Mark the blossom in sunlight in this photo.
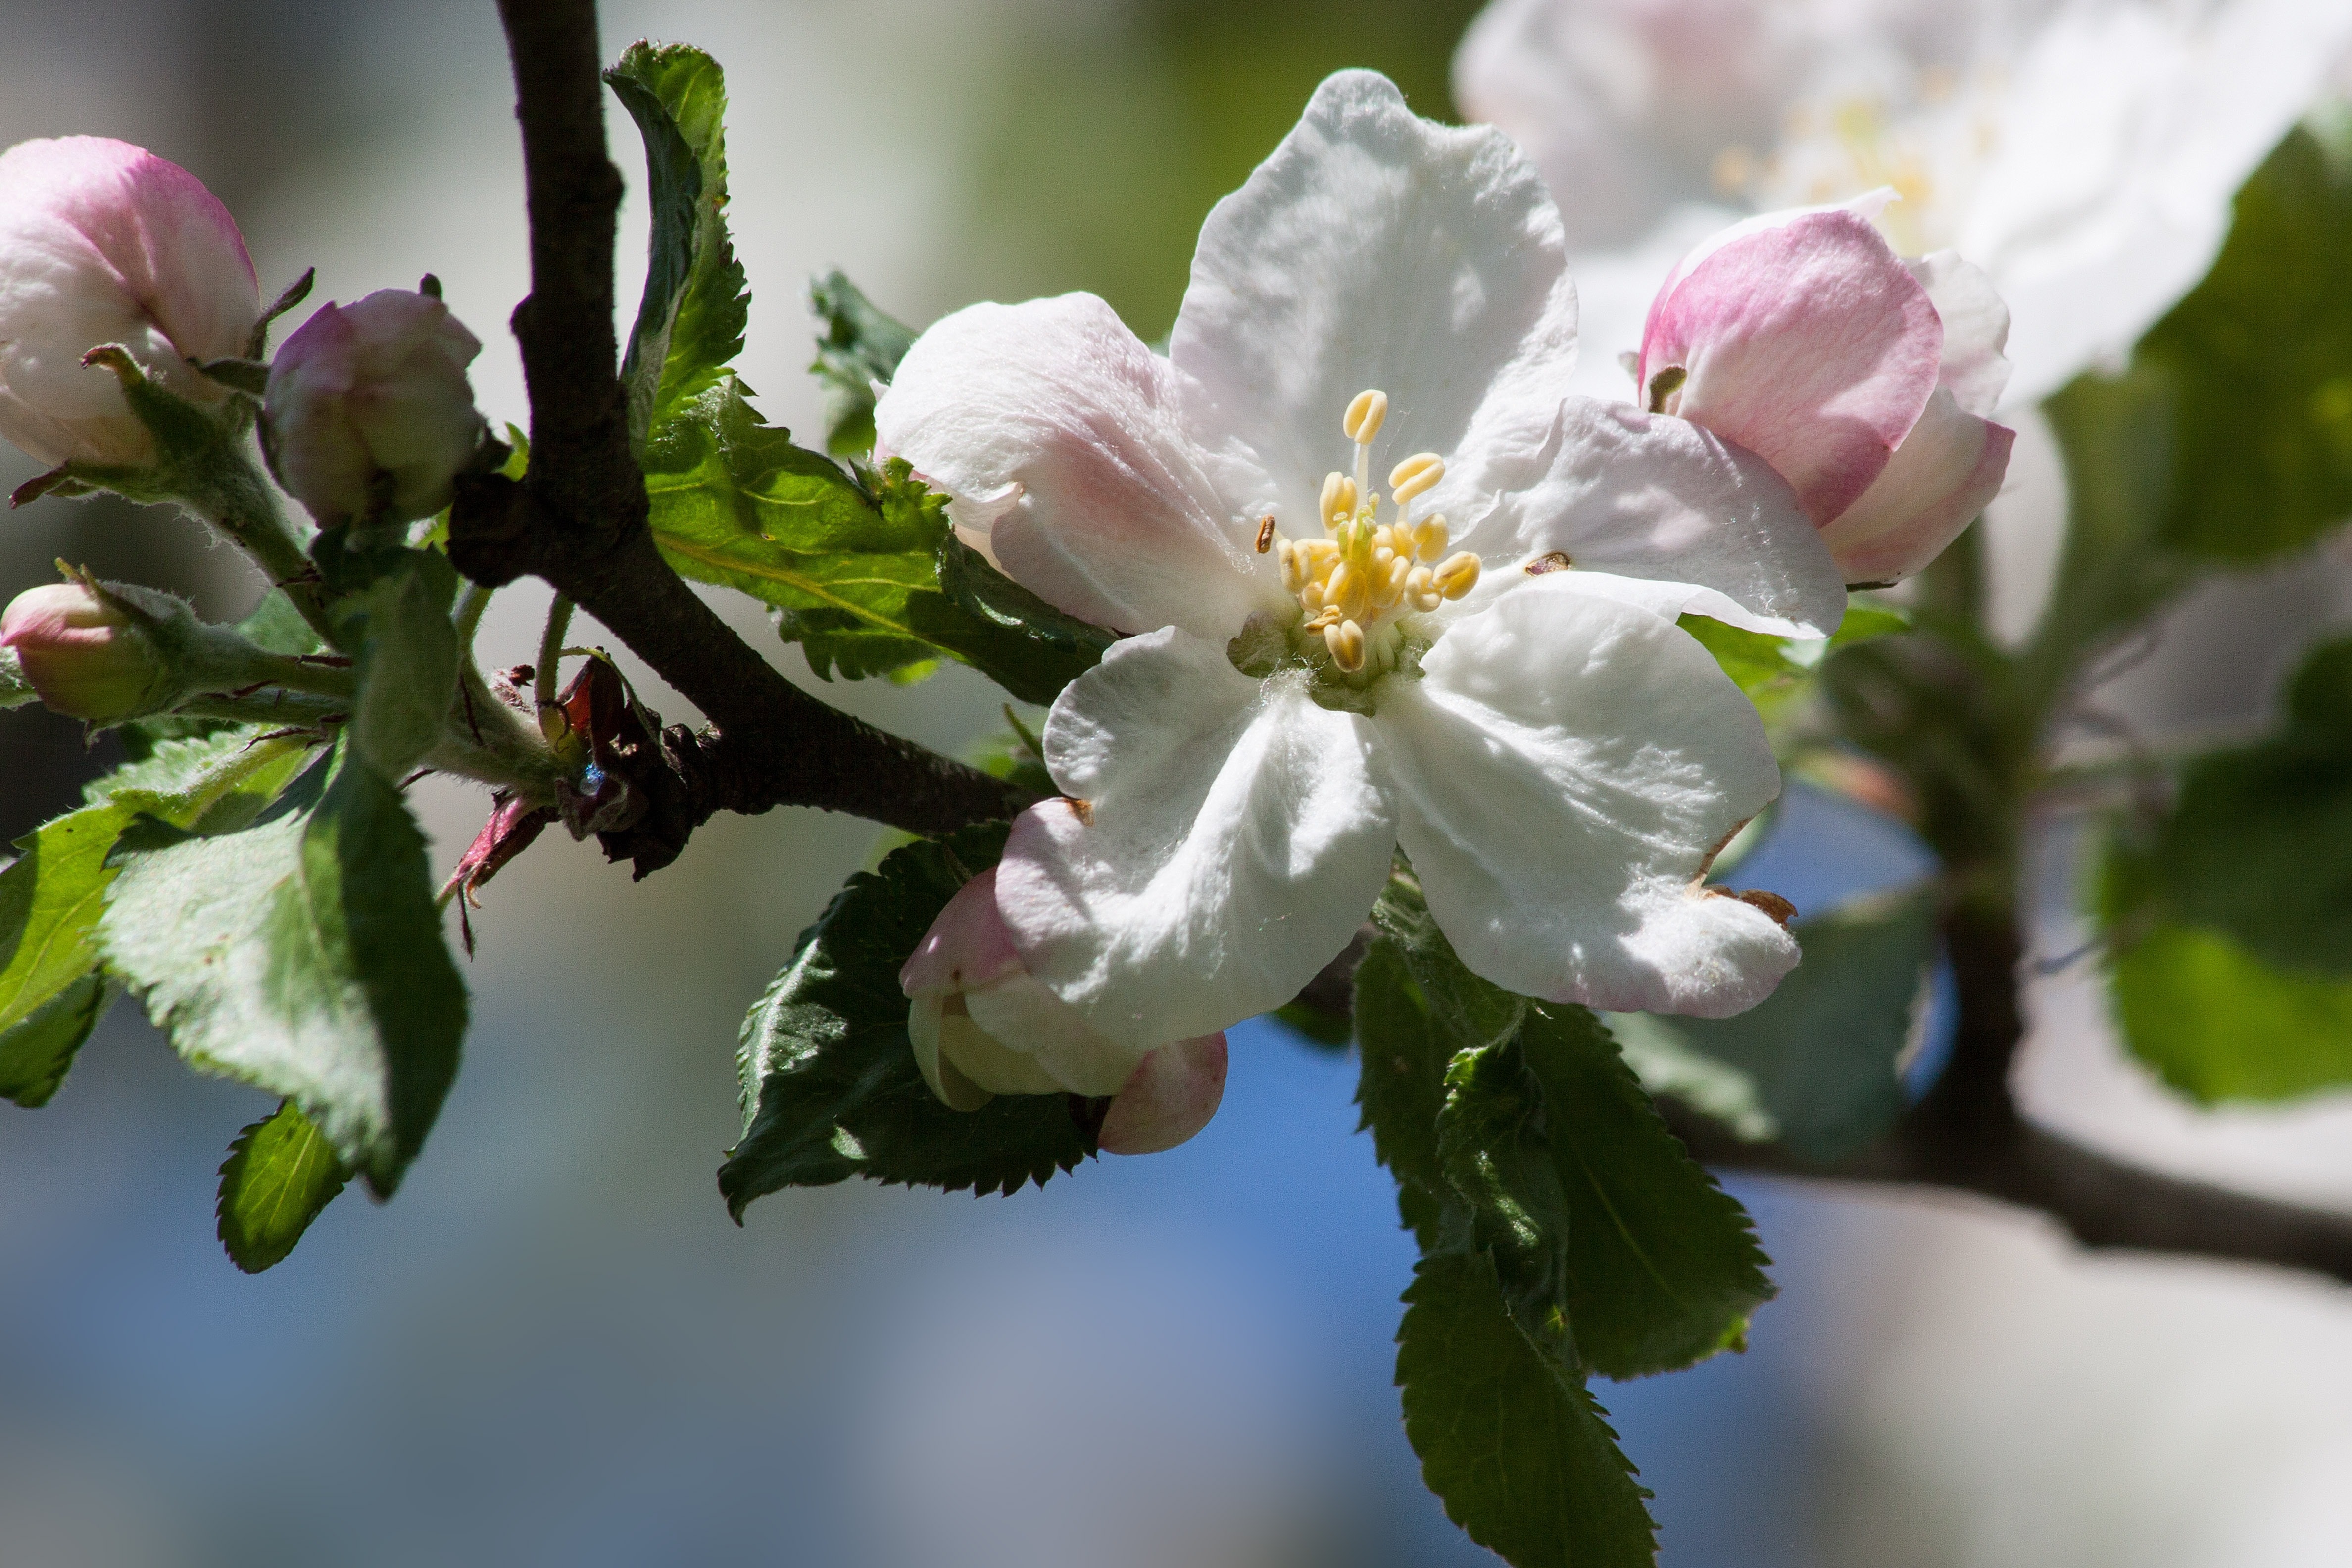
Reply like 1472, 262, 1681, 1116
880, 71, 1832, 1060
1, 579, 174, 723
1637, 196, 2015, 582
264, 287, 488, 526
1457, 0, 2352, 405
0, 136, 258, 468
900, 867, 1229, 1153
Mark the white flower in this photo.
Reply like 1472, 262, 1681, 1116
0, 136, 259, 468
1458, 0, 2352, 405
879, 72, 1834, 1050
264, 288, 488, 525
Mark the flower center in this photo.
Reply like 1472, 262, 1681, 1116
1715, 65, 2005, 258
1266, 387, 1481, 675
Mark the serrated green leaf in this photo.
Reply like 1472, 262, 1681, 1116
642, 381, 1111, 702
809, 269, 916, 460
2105, 919, 2352, 1103
1614, 885, 1936, 1162
1518, 1005, 1774, 1380
327, 547, 460, 780
1397, 1250, 1658, 1568
1, 730, 317, 1106
216, 1098, 350, 1273
2138, 125, 2352, 563
606, 42, 746, 447
1369, 870, 1526, 1054
100, 752, 466, 1196
721, 823, 1097, 1216
1438, 1038, 1575, 1355
0, 644, 34, 709
934, 532, 1116, 696
1352, 934, 1459, 1249
1678, 602, 1910, 728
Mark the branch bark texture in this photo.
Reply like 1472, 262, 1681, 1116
460, 0, 1028, 874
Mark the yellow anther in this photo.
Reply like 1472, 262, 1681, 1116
1344, 389, 1388, 445
1432, 551, 1482, 601
1319, 472, 1358, 530
1389, 453, 1445, 507
1300, 578, 1326, 613
1372, 555, 1410, 609
1372, 544, 1397, 573
1405, 565, 1442, 613
1277, 539, 1305, 594
1413, 516, 1449, 562
1324, 617, 1367, 672
1326, 560, 1371, 624
1304, 606, 1344, 632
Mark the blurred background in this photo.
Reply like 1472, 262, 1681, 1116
3, 1, 2352, 1564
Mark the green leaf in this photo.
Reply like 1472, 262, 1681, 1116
216, 1098, 350, 1273
721, 823, 1097, 1217
1368, 870, 1526, 1055
809, 269, 917, 460
100, 752, 467, 1196
1678, 601, 1911, 728
1352, 934, 1463, 1249
2138, 124, 2352, 563
642, 379, 1110, 703
2132, 637, 2352, 979
1518, 1004, 1774, 1380
1613, 886, 1937, 1162
0, 643, 34, 709
0, 730, 318, 1106
1438, 1038, 1575, 1354
1397, 1251, 1658, 1568
327, 547, 460, 780
605, 42, 746, 448
2105, 919, 2352, 1103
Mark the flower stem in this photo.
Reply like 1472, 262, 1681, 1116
535, 591, 573, 741
183, 453, 339, 649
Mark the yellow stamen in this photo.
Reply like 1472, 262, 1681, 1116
1412, 516, 1448, 562
1344, 389, 1388, 445
1431, 551, 1481, 601
1324, 617, 1366, 671
1276, 539, 1304, 593
1319, 472, 1358, 530
1404, 565, 1442, 613
1389, 453, 1445, 507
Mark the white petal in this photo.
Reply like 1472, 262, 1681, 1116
874, 293, 1280, 640
935, 996, 1068, 1098
1907, 250, 2010, 418
963, 971, 1142, 1099
1098, 1034, 1229, 1156
1456, 396, 1845, 637
996, 627, 1397, 1047
1376, 576, 1797, 1018
1171, 70, 1578, 541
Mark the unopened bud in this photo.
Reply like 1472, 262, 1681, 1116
264, 288, 488, 527
0, 581, 173, 722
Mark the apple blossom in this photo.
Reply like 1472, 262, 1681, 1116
879, 71, 1828, 1051
899, 866, 1229, 1154
1456, 0, 2352, 406
263, 287, 489, 527
1637, 196, 2016, 582
0, 135, 259, 468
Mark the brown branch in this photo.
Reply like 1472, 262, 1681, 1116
459, 0, 1029, 874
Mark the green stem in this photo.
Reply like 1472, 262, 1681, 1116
183, 455, 339, 649
535, 591, 574, 741
171, 689, 344, 729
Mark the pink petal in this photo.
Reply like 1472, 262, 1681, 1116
1819, 388, 2016, 584
1098, 1034, 1229, 1155
1639, 207, 1941, 527
898, 866, 1025, 998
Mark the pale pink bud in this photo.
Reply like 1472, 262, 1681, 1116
264, 289, 487, 525
0, 137, 259, 467
1637, 199, 2014, 583
0, 581, 171, 722
900, 866, 1227, 1150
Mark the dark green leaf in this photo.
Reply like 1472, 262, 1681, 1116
1352, 934, 1460, 1249
216, 1098, 350, 1273
1368, 870, 1526, 1054
2138, 124, 2352, 563
2105, 919, 2352, 1102
642, 379, 1112, 702
1, 731, 318, 1106
1397, 1251, 1658, 1568
327, 546, 460, 780
933, 531, 1115, 698
605, 42, 746, 447
809, 269, 917, 460
101, 753, 466, 1195
1615, 886, 1936, 1162
1678, 602, 1910, 728
721, 823, 1096, 1217
1438, 1039, 1574, 1355
1518, 1004, 1773, 1380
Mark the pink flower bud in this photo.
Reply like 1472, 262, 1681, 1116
264, 289, 487, 525
0, 581, 172, 723
0, 137, 259, 468
900, 866, 1228, 1152
1638, 198, 2014, 584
